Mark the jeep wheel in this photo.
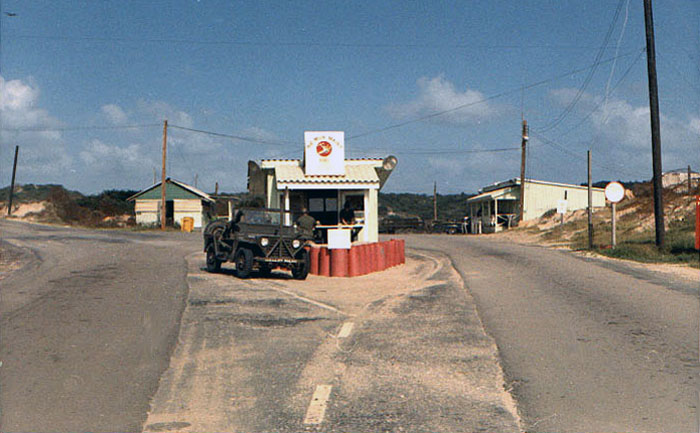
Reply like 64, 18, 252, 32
234, 248, 254, 278
292, 249, 310, 280
205, 245, 221, 273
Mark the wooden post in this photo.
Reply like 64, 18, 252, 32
688, 165, 692, 196
588, 150, 593, 249
215, 182, 219, 195
519, 120, 528, 222
433, 181, 437, 222
7, 145, 19, 216
161, 120, 168, 230
643, 0, 665, 248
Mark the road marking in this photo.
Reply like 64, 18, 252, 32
337, 322, 354, 338
303, 384, 332, 425
266, 286, 348, 317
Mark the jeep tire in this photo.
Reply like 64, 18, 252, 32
292, 248, 310, 280
205, 244, 221, 273
234, 248, 254, 278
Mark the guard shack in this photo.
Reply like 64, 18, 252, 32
247, 131, 403, 277
249, 131, 397, 244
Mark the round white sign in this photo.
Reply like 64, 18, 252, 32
604, 181, 625, 203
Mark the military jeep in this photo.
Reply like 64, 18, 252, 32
203, 208, 310, 279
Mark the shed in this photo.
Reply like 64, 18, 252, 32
467, 178, 606, 233
127, 178, 215, 228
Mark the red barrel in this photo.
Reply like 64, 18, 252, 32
386, 240, 396, 267
309, 246, 320, 275
348, 245, 361, 277
319, 247, 331, 277
359, 244, 369, 275
377, 242, 386, 271
370, 242, 379, 273
330, 248, 349, 277
398, 239, 405, 264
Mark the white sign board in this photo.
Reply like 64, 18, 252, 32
304, 131, 345, 176
557, 199, 568, 214
327, 228, 351, 249
604, 181, 625, 203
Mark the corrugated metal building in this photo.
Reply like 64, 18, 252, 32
127, 178, 215, 228
467, 178, 606, 233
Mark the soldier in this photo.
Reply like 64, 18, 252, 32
296, 207, 316, 239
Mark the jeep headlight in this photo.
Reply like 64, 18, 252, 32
260, 237, 269, 247
292, 239, 301, 249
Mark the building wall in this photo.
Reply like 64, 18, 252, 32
135, 199, 159, 226
134, 198, 207, 228
174, 199, 205, 228
524, 183, 605, 221
662, 171, 700, 188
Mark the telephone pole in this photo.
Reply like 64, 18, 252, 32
433, 181, 437, 222
643, 0, 665, 248
161, 120, 168, 230
7, 145, 18, 216
587, 150, 593, 249
519, 120, 528, 222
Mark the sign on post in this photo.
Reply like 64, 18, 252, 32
605, 182, 625, 249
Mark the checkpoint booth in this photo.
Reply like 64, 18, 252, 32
248, 131, 404, 276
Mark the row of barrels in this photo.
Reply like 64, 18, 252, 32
308, 239, 406, 277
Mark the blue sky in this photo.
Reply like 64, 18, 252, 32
0, 0, 698, 194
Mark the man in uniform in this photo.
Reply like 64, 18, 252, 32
296, 207, 316, 239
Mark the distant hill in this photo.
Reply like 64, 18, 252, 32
379, 192, 474, 222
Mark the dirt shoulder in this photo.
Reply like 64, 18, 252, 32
484, 227, 698, 283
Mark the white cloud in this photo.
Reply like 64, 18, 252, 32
101, 104, 128, 125
0, 76, 72, 183
386, 75, 498, 125
137, 100, 193, 128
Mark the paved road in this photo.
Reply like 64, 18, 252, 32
402, 234, 699, 433
143, 248, 520, 432
0, 220, 200, 432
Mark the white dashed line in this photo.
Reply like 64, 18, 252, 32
337, 322, 354, 338
303, 384, 332, 425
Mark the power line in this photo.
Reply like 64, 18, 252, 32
347, 49, 638, 142
553, 47, 645, 140
529, 130, 637, 178
0, 123, 161, 132
9, 34, 631, 51
168, 124, 295, 146
535, 0, 627, 133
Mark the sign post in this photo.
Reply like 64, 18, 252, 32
695, 196, 700, 250
556, 199, 567, 226
604, 182, 625, 249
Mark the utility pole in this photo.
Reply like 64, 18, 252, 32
153, 167, 157, 185
588, 150, 593, 249
688, 165, 692, 196
519, 120, 528, 222
194, 174, 198, 189
643, 0, 665, 248
433, 181, 437, 222
215, 182, 219, 195
161, 120, 168, 230
7, 145, 18, 216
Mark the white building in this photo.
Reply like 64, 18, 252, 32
248, 131, 397, 243
467, 178, 606, 233
127, 178, 215, 229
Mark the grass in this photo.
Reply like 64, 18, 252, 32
582, 218, 698, 267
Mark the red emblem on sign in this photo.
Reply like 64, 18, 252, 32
316, 141, 332, 157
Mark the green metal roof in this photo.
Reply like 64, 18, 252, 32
127, 178, 215, 202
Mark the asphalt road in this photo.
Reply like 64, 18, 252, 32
402, 234, 699, 433
0, 220, 200, 432
143, 248, 520, 432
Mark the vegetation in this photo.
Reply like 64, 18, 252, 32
379, 192, 474, 222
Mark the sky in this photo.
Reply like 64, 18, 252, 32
0, 0, 698, 195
